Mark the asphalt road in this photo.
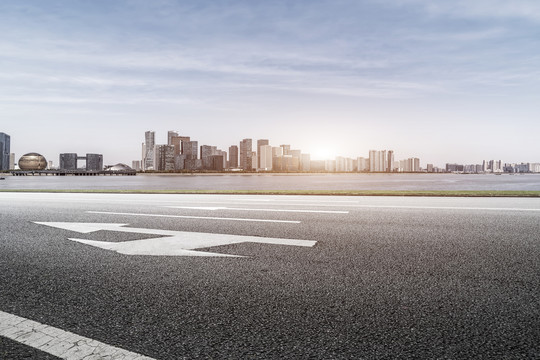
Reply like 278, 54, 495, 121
1, 193, 539, 359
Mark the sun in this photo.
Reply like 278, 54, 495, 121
311, 148, 335, 160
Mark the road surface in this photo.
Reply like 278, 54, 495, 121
1, 193, 539, 359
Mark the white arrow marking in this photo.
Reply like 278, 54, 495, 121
34, 222, 317, 257
166, 206, 349, 214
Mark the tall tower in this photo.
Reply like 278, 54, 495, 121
239, 139, 252, 170
257, 139, 269, 170
387, 150, 394, 172
0, 132, 10, 171
167, 131, 179, 146
143, 131, 155, 170
229, 145, 239, 168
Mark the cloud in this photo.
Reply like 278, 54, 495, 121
384, 0, 540, 22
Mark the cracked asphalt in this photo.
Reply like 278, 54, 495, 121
0, 193, 539, 359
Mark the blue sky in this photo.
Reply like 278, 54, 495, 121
1, 0, 539, 166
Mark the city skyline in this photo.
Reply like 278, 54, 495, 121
3, 127, 540, 173
2, 1, 540, 165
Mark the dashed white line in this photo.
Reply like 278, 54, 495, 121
86, 211, 301, 223
166, 206, 349, 214
0, 310, 155, 360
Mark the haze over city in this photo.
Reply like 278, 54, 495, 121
1, 0, 539, 165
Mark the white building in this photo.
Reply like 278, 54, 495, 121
301, 153, 311, 171
369, 150, 387, 172
259, 145, 273, 170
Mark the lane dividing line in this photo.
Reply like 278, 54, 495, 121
228, 198, 360, 203
86, 211, 301, 223
350, 205, 540, 212
165, 206, 349, 214
0, 310, 155, 360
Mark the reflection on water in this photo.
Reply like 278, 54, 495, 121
1, 173, 540, 191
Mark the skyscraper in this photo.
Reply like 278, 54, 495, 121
143, 131, 155, 170
259, 145, 273, 170
229, 145, 239, 168
154, 145, 175, 171
280, 144, 291, 156
59, 153, 78, 170
300, 153, 311, 171
9, 153, 15, 170
183, 141, 198, 160
369, 150, 387, 172
170, 136, 190, 156
0, 132, 10, 171
239, 139, 252, 170
357, 157, 369, 172
257, 139, 269, 169
200, 145, 217, 169
167, 130, 179, 146
387, 150, 394, 173
86, 154, 103, 171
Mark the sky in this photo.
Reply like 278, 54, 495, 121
1, 0, 539, 166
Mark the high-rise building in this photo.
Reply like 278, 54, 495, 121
387, 150, 394, 173
9, 153, 15, 170
132, 160, 142, 171
216, 150, 227, 169
280, 144, 291, 156
229, 145, 239, 168
251, 151, 258, 170
86, 154, 103, 171
0, 132, 10, 171
200, 145, 217, 169
272, 146, 283, 157
167, 131, 179, 146
357, 157, 369, 172
335, 156, 346, 172
59, 153, 78, 170
346, 158, 354, 172
369, 150, 387, 172
154, 145, 175, 171
325, 159, 336, 172
208, 155, 225, 171
300, 154, 311, 172
257, 139, 269, 169
240, 139, 252, 170
290, 150, 301, 167
259, 145, 272, 170
170, 136, 190, 156
183, 141, 198, 160
143, 131, 155, 170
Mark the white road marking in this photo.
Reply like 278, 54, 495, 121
228, 198, 360, 203
166, 206, 349, 214
86, 211, 300, 223
34, 222, 317, 257
0, 310, 155, 360
350, 205, 540, 211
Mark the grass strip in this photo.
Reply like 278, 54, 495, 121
1, 189, 540, 197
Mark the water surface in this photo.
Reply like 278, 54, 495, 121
2, 173, 540, 191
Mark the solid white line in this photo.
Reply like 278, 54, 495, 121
166, 206, 349, 214
350, 205, 540, 211
0, 310, 155, 360
86, 211, 301, 223
229, 198, 359, 203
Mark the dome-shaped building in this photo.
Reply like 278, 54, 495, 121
105, 163, 133, 171
18, 153, 47, 171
